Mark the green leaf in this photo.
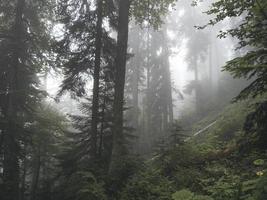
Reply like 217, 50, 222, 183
253, 159, 265, 166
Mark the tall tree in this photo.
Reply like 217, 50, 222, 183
2, 1, 26, 198
109, 0, 131, 173
56, 0, 117, 161
0, 0, 53, 199
199, 0, 267, 146
91, 0, 104, 158
109, 0, 177, 165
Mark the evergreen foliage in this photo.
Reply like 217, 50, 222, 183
0, 0, 266, 200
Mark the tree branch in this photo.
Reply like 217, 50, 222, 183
255, 0, 267, 19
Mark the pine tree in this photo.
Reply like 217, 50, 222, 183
109, 0, 131, 174
56, 0, 117, 161
199, 0, 267, 148
0, 0, 53, 199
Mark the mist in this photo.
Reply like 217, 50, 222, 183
0, 0, 266, 199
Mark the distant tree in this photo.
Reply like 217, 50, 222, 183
125, 24, 146, 152
199, 0, 267, 100
110, 0, 177, 166
199, 0, 267, 147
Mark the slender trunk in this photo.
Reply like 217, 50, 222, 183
20, 150, 27, 200
194, 59, 201, 115
0, 130, 3, 157
146, 30, 152, 147
44, 70, 48, 91
3, 130, 20, 200
132, 57, 140, 153
99, 90, 106, 157
30, 148, 41, 200
209, 43, 213, 85
109, 0, 130, 173
132, 59, 139, 132
3, 0, 25, 199
164, 50, 173, 128
91, 0, 103, 157
214, 40, 219, 91
146, 67, 151, 135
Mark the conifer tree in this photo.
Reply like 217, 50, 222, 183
0, 0, 53, 199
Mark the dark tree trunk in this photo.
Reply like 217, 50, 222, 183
20, 149, 27, 200
91, 0, 104, 157
30, 148, 41, 200
3, 0, 25, 199
99, 90, 106, 157
3, 130, 20, 200
109, 0, 130, 173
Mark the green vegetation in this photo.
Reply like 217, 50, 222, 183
0, 0, 266, 200
117, 95, 267, 200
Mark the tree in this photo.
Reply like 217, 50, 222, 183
109, 0, 131, 173
56, 0, 116, 161
0, 0, 53, 199
109, 0, 177, 171
198, 0, 267, 100
91, 0, 104, 158
198, 0, 267, 148
27, 105, 66, 200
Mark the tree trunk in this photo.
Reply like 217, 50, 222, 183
132, 59, 140, 133
99, 90, 107, 157
163, 47, 173, 131
145, 30, 152, 149
3, 0, 25, 199
209, 43, 213, 86
91, 0, 104, 157
194, 58, 201, 116
109, 0, 130, 173
132, 56, 140, 153
30, 147, 41, 200
20, 149, 27, 200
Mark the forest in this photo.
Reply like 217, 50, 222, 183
0, 0, 267, 199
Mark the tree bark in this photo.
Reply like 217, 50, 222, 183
109, 0, 131, 173
30, 148, 41, 200
91, 0, 104, 157
20, 149, 27, 200
99, 90, 106, 157
3, 0, 25, 199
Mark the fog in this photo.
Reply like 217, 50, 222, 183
2, 0, 266, 199
50, 4, 235, 121
42, 0, 249, 155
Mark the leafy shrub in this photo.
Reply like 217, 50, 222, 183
172, 189, 213, 200
254, 173, 267, 200
60, 171, 107, 200
119, 169, 174, 200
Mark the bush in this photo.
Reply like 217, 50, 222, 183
172, 189, 213, 200
119, 169, 174, 200
59, 171, 107, 200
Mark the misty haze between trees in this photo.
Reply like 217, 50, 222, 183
0, 0, 267, 200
